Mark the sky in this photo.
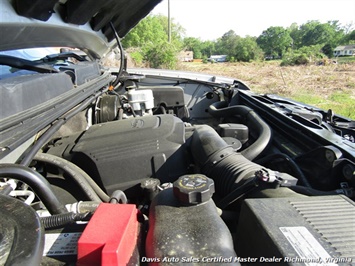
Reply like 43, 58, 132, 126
151, 0, 355, 40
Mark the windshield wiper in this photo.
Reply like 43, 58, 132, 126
0, 55, 58, 73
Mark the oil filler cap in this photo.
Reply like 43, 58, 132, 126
173, 174, 215, 205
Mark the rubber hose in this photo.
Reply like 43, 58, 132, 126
0, 164, 67, 214
255, 153, 312, 188
191, 125, 293, 195
34, 153, 109, 202
41, 212, 90, 229
289, 186, 341, 196
109, 190, 128, 204
208, 101, 271, 160
207, 152, 268, 195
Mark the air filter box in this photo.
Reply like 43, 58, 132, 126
236, 195, 355, 264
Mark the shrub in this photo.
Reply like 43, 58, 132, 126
281, 45, 325, 66
144, 41, 179, 69
130, 50, 144, 65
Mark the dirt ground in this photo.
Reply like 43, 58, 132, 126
177, 61, 355, 118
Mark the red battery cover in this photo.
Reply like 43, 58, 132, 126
77, 203, 139, 266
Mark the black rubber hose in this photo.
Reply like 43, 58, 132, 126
288, 186, 342, 196
191, 125, 293, 196
0, 164, 67, 214
34, 153, 109, 202
208, 101, 271, 160
255, 153, 312, 188
41, 212, 90, 229
109, 190, 128, 204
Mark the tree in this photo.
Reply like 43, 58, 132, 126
122, 14, 184, 68
343, 30, 355, 44
156, 15, 185, 44
342, 21, 355, 34
256, 26, 293, 58
295, 21, 345, 57
234, 36, 264, 62
289, 23, 302, 49
183, 37, 203, 59
215, 30, 240, 56
200, 41, 215, 58
301, 21, 343, 47
122, 15, 166, 47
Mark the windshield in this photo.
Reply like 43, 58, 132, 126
0, 47, 88, 80
0, 48, 60, 61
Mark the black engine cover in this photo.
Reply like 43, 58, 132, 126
66, 115, 187, 194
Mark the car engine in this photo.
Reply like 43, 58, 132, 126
1, 45, 355, 266
1, 0, 355, 264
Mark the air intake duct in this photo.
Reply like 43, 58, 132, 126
191, 125, 293, 196
208, 102, 271, 160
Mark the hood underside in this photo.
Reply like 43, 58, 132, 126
0, 0, 162, 58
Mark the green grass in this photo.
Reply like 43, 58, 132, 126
336, 56, 355, 64
327, 92, 355, 119
293, 92, 355, 119
180, 61, 355, 120
292, 94, 324, 106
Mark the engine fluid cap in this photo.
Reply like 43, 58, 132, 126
173, 174, 215, 205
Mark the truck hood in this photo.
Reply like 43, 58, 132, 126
0, 0, 162, 59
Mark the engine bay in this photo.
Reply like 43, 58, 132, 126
1, 0, 353, 264
1, 63, 355, 265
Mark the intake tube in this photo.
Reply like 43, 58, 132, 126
191, 125, 289, 196
208, 101, 271, 160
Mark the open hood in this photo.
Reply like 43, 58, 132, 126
0, 0, 162, 58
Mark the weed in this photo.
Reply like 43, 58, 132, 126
179, 61, 355, 119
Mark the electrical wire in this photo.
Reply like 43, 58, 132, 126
109, 21, 125, 87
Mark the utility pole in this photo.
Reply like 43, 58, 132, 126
168, 0, 171, 42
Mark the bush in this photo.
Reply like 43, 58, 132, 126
229, 56, 235, 62
202, 56, 208, 64
281, 45, 325, 66
281, 52, 309, 66
130, 50, 144, 65
144, 41, 179, 69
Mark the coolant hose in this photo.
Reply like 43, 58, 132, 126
208, 101, 271, 160
34, 153, 109, 202
191, 125, 291, 196
0, 164, 67, 214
